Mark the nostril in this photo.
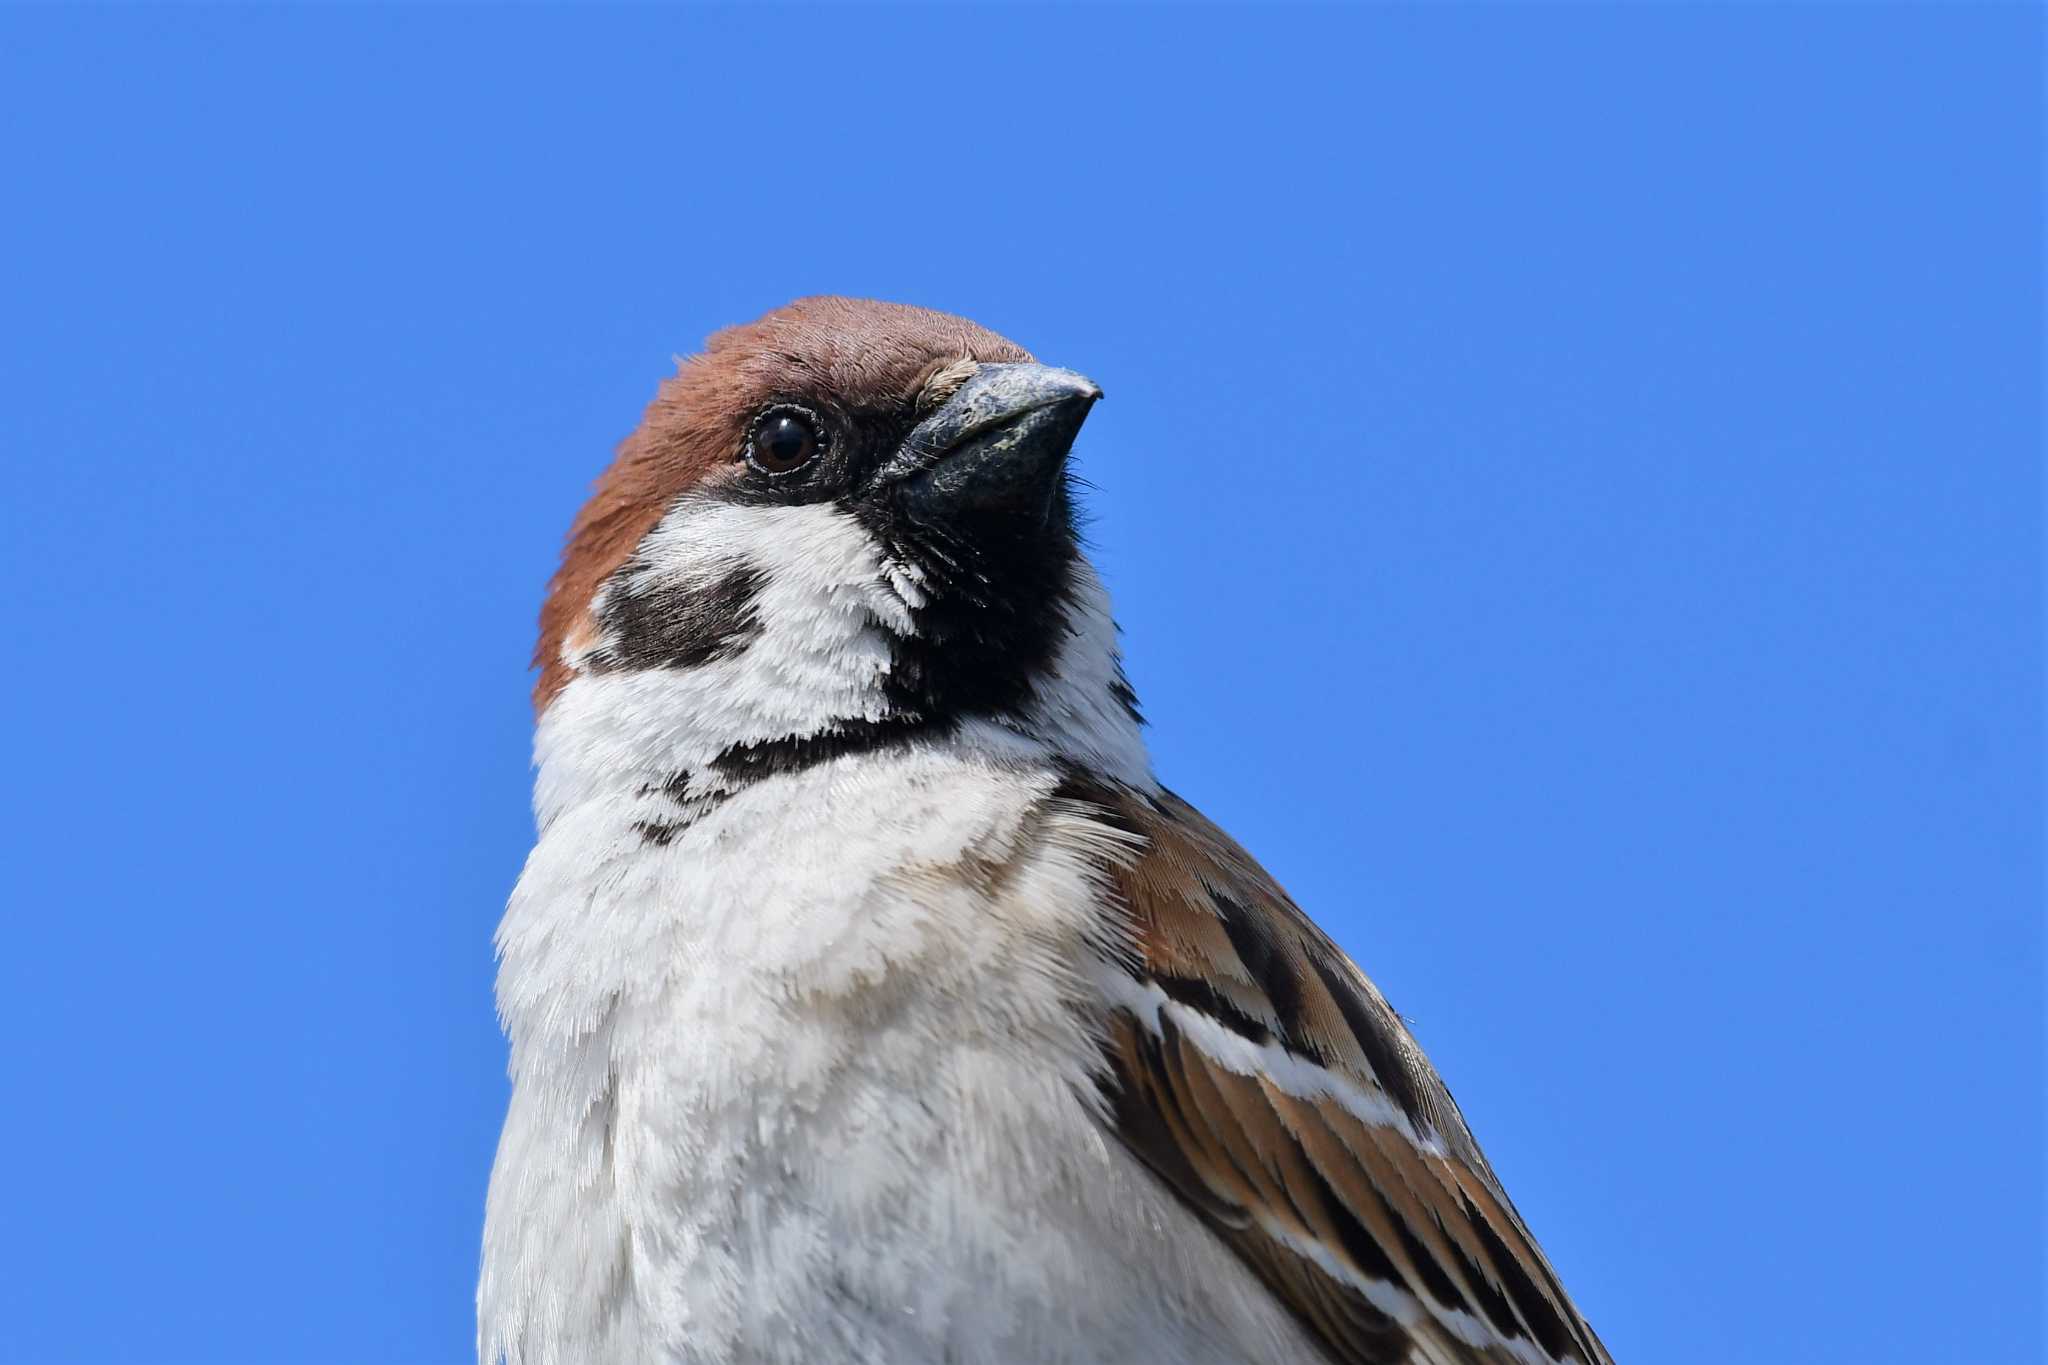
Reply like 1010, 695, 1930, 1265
916, 358, 983, 413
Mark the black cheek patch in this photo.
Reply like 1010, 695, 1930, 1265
588, 562, 767, 675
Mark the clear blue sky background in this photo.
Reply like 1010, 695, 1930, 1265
1, 7, 2039, 1364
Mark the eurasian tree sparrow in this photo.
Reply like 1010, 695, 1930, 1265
480, 297, 1613, 1365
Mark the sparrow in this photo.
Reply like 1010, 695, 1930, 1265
479, 297, 1614, 1365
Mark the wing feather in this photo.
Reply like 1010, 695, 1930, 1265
1070, 780, 1612, 1365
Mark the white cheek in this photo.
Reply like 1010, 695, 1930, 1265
595, 496, 925, 642
543, 500, 918, 825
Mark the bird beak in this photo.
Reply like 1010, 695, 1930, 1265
876, 363, 1103, 527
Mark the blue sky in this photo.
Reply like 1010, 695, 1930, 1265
1, 6, 2039, 1364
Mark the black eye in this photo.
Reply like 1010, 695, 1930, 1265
746, 406, 823, 475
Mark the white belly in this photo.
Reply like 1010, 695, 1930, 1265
479, 747, 1319, 1365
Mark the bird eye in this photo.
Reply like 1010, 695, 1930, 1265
746, 406, 824, 475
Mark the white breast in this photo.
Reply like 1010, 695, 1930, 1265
479, 735, 1322, 1365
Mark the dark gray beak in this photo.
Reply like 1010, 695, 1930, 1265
876, 363, 1102, 527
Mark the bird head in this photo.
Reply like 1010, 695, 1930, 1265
533, 297, 1142, 808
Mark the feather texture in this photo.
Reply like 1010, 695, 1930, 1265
1068, 780, 1613, 1365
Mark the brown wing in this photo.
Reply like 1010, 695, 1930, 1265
1071, 780, 1613, 1365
